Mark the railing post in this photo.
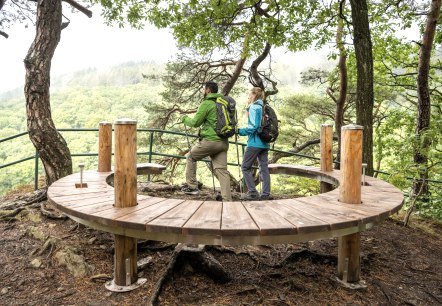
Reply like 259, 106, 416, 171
106, 118, 146, 292
320, 124, 334, 193
98, 122, 112, 172
337, 124, 363, 284
148, 131, 154, 181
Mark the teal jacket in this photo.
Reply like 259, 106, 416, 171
181, 93, 222, 141
238, 99, 270, 149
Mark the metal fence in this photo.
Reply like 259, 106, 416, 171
1, 128, 441, 193
0, 128, 318, 191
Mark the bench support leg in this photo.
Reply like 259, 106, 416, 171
105, 234, 146, 292
114, 235, 138, 286
337, 232, 360, 283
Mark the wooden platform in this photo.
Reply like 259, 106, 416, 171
47, 164, 404, 246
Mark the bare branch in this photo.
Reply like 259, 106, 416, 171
62, 0, 92, 18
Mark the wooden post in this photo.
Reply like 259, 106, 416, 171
337, 124, 363, 283
320, 124, 334, 193
107, 118, 142, 291
98, 122, 112, 172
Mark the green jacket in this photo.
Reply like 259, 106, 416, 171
182, 93, 222, 141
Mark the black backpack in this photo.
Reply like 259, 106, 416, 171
209, 96, 237, 138
258, 103, 279, 143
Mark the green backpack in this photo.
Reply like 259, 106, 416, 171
209, 96, 237, 138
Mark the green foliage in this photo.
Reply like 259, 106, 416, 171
94, 0, 337, 57
0, 61, 165, 196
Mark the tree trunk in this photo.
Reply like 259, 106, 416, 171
413, 0, 441, 198
335, 6, 348, 170
349, 0, 374, 176
24, 0, 72, 186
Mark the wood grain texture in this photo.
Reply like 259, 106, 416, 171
98, 122, 112, 172
339, 126, 363, 204
48, 164, 404, 245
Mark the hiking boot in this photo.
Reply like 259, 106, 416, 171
260, 194, 273, 201
240, 193, 260, 201
181, 186, 200, 195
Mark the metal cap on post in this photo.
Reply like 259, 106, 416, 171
98, 121, 113, 172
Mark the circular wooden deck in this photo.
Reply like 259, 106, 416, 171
47, 164, 404, 246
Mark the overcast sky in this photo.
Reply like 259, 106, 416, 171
0, 5, 332, 94
0, 6, 178, 93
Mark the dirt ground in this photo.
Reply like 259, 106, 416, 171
1, 188, 442, 306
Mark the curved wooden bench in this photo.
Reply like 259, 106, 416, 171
48, 163, 404, 246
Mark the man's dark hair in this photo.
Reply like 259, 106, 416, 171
204, 81, 218, 93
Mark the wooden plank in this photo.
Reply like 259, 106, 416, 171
136, 163, 167, 175
146, 200, 204, 234
182, 201, 222, 235
114, 198, 185, 231
48, 186, 112, 198
265, 199, 330, 234
97, 197, 168, 220
301, 194, 381, 224
55, 200, 115, 221
242, 201, 297, 235
318, 193, 391, 222
221, 201, 259, 236
72, 201, 116, 215
290, 197, 361, 230
51, 192, 114, 205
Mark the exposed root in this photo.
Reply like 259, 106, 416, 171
0, 207, 25, 221
31, 237, 59, 258
40, 202, 67, 220
149, 243, 185, 306
90, 274, 113, 283
149, 244, 231, 306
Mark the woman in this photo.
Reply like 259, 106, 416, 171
237, 87, 271, 200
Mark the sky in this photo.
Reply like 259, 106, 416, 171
0, 5, 178, 93
0, 5, 331, 94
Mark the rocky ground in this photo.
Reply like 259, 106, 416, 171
0, 188, 442, 306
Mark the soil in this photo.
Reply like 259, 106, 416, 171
1, 188, 442, 306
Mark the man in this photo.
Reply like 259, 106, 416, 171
181, 81, 232, 201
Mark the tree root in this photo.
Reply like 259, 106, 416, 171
0, 188, 47, 210
0, 207, 25, 221
40, 202, 67, 220
148, 244, 231, 306
149, 244, 184, 306
90, 274, 112, 283
31, 237, 60, 258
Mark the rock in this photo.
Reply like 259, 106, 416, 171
54, 246, 94, 277
30, 258, 42, 268
57, 287, 64, 292
27, 226, 47, 241
1, 287, 8, 295
88, 237, 97, 245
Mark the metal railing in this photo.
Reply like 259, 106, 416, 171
0, 128, 317, 191
1, 128, 441, 193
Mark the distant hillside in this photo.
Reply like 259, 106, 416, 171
0, 61, 167, 195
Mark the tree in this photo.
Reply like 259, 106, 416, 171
349, 0, 374, 176
413, 0, 441, 199
1, 0, 92, 186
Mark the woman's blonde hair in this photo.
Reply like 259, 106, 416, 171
250, 87, 265, 101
